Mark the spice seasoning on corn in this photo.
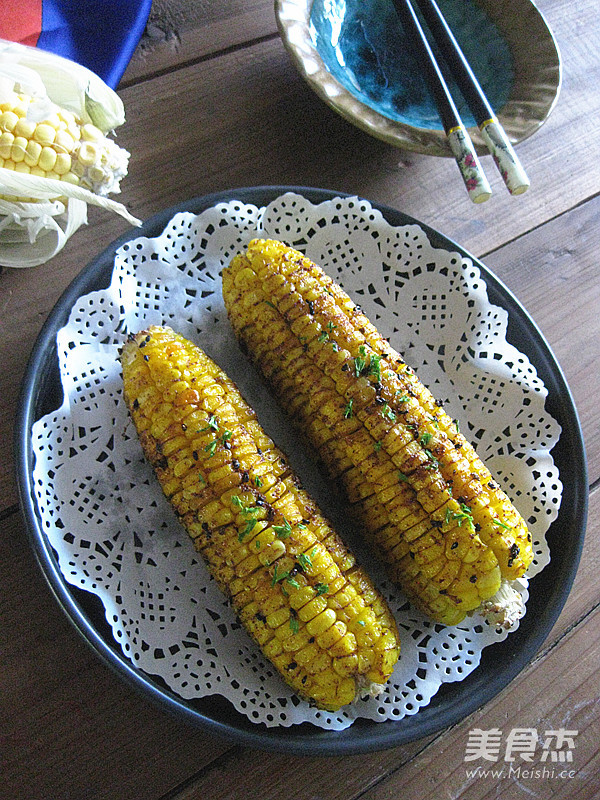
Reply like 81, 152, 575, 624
222, 239, 533, 627
121, 326, 401, 711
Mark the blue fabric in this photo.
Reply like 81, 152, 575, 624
35, 0, 152, 87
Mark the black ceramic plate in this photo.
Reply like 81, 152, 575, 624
15, 187, 587, 755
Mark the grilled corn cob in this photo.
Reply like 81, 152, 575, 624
120, 326, 400, 711
0, 91, 129, 199
222, 239, 534, 627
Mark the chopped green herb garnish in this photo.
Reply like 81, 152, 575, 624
492, 518, 512, 530
423, 449, 439, 469
454, 418, 460, 432
357, 620, 366, 627
238, 518, 257, 541
398, 471, 409, 482
232, 496, 261, 517
286, 576, 301, 589
374, 440, 383, 452
315, 583, 328, 596
327, 321, 337, 332
318, 331, 329, 343
289, 614, 299, 635
445, 504, 475, 532
204, 439, 218, 457
254, 477, 263, 487
273, 518, 293, 539
199, 415, 219, 433
264, 300, 277, 309
354, 345, 367, 377
368, 353, 381, 381
271, 564, 290, 586
344, 399, 354, 419
420, 432, 433, 447
331, 341, 340, 352
296, 552, 313, 571
382, 403, 396, 422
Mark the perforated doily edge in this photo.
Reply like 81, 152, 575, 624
29, 193, 562, 730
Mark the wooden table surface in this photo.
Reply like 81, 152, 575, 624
2, 1, 599, 797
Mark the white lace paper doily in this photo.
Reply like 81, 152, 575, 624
31, 192, 562, 730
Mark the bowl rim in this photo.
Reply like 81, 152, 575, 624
275, 0, 562, 156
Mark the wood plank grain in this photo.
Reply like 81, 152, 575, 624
0, 512, 231, 800
121, 0, 277, 86
482, 193, 600, 482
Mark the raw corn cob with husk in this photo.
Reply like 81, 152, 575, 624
0, 39, 140, 267
222, 239, 534, 627
120, 325, 401, 711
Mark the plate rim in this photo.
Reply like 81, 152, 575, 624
14, 185, 587, 755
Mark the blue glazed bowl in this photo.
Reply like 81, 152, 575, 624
276, 0, 561, 156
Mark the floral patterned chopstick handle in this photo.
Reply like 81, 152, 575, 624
448, 124, 492, 204
480, 118, 530, 195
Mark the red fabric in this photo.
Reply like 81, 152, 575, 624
0, 0, 42, 47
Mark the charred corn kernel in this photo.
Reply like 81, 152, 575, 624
223, 239, 533, 627
14, 117, 36, 139
121, 325, 400, 710
0, 92, 130, 198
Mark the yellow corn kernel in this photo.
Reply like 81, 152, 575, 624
0, 132, 14, 159
60, 172, 80, 186
13, 117, 36, 140
38, 146, 57, 172
306, 608, 337, 636
53, 152, 72, 175
23, 139, 42, 167
223, 239, 533, 626
81, 123, 103, 141
120, 326, 401, 710
0, 110, 19, 132
77, 141, 98, 166
33, 123, 56, 146
54, 130, 75, 154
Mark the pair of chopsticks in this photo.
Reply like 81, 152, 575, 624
392, 0, 530, 203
